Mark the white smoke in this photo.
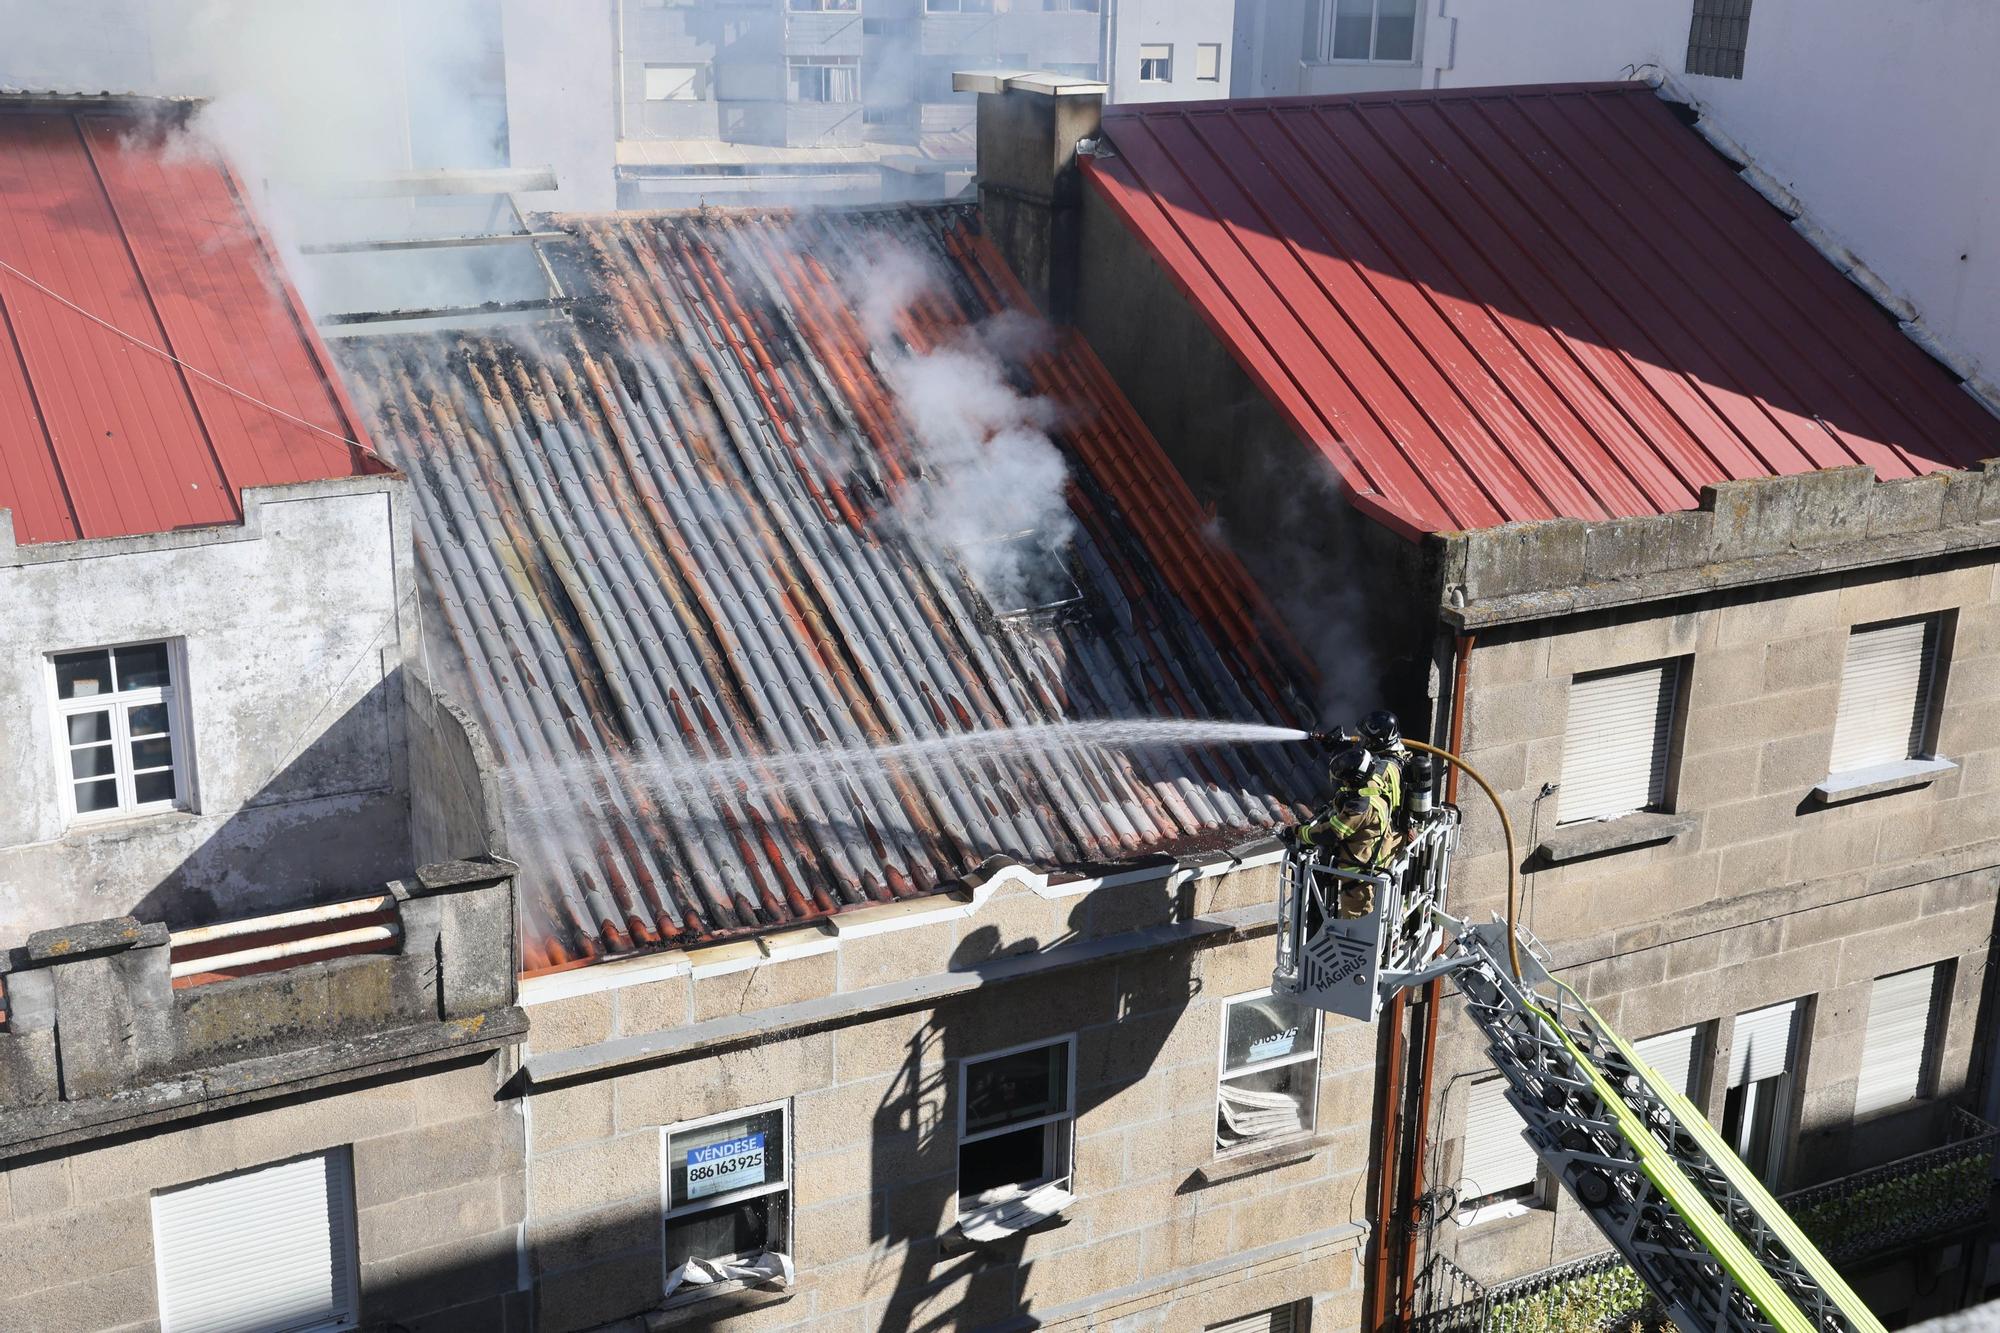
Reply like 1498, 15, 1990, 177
845, 245, 1079, 616
0, 0, 576, 321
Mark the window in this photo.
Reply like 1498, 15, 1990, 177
1459, 1077, 1538, 1215
152, 1150, 358, 1333
1216, 991, 1321, 1153
662, 1102, 791, 1296
1195, 43, 1222, 81
1829, 616, 1943, 774
1685, 0, 1753, 79
1724, 999, 1798, 1184
1328, 0, 1417, 62
51, 641, 188, 822
787, 56, 859, 103
1557, 658, 1682, 824
958, 1037, 1075, 1209
1044, 0, 1100, 10
1138, 44, 1172, 82
644, 64, 705, 101
1208, 1305, 1303, 1333
1855, 964, 1947, 1115
925, 0, 993, 11
789, 0, 857, 8
1633, 1025, 1703, 1100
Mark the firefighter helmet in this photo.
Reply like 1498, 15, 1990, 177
1358, 709, 1402, 752
1328, 746, 1375, 785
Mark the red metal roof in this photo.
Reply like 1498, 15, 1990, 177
1085, 83, 2000, 539
0, 103, 382, 546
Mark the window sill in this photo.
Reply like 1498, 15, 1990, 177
944, 1184, 1074, 1254
647, 1279, 795, 1329
1811, 757, 1956, 805
1536, 812, 1696, 864
1191, 1131, 1332, 1188
1454, 1194, 1544, 1229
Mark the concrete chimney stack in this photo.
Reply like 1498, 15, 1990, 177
957, 70, 1106, 322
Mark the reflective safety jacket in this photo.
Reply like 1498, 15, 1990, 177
1297, 788, 1398, 869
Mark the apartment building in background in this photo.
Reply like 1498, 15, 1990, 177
971, 71, 2000, 1327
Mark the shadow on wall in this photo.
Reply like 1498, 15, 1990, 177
866, 885, 1203, 1332
122, 665, 495, 932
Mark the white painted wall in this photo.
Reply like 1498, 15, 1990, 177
1260, 0, 2000, 387
1107, 0, 1241, 103
0, 480, 416, 937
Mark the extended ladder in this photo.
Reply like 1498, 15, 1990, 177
1409, 922, 1885, 1333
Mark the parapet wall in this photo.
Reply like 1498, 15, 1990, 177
0, 857, 520, 1158
1439, 462, 2000, 624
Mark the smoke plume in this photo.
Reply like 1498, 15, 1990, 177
845, 245, 1078, 616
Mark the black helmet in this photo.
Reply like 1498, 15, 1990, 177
1329, 746, 1375, 784
1359, 709, 1402, 751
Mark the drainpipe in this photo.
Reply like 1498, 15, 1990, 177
1393, 630, 1474, 1325
1365, 990, 1409, 1333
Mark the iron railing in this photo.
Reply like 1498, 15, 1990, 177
1782, 1106, 2000, 1266
1416, 1108, 2000, 1333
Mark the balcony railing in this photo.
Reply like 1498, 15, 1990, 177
1414, 1108, 2000, 1333
1782, 1106, 2000, 1266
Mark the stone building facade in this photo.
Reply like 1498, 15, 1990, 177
519, 854, 1370, 1332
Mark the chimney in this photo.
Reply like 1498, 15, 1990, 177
958, 70, 1106, 323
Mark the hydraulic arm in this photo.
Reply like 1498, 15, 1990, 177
1270, 732, 1884, 1333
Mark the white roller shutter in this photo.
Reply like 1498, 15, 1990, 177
1459, 1076, 1538, 1203
1829, 618, 1938, 773
1855, 964, 1942, 1115
1558, 660, 1680, 824
1729, 1000, 1799, 1088
152, 1151, 358, 1333
1207, 1305, 1297, 1333
1634, 1026, 1701, 1099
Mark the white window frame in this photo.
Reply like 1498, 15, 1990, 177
788, 0, 857, 9
1828, 615, 1944, 776
1556, 657, 1683, 825
1320, 0, 1420, 64
48, 639, 193, 826
659, 1099, 793, 1298
786, 55, 860, 104
151, 1148, 359, 1333
1195, 43, 1222, 81
1215, 988, 1322, 1156
1138, 44, 1173, 82
956, 1035, 1077, 1213
1456, 1075, 1542, 1226
1854, 963, 1947, 1116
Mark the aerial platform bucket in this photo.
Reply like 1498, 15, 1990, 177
1271, 807, 1459, 1021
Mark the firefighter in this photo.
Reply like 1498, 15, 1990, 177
1354, 709, 1407, 815
1288, 746, 1400, 918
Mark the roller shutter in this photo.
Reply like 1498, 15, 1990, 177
1460, 1076, 1538, 1204
1855, 964, 1942, 1115
152, 1150, 358, 1333
1558, 660, 1680, 824
1206, 1306, 1297, 1333
1829, 618, 1938, 773
1634, 1026, 1701, 1099
1729, 1000, 1799, 1088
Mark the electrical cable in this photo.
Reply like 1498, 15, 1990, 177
1402, 738, 1521, 981
0, 255, 384, 465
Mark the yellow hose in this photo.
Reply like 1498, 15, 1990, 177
1401, 739, 1521, 980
